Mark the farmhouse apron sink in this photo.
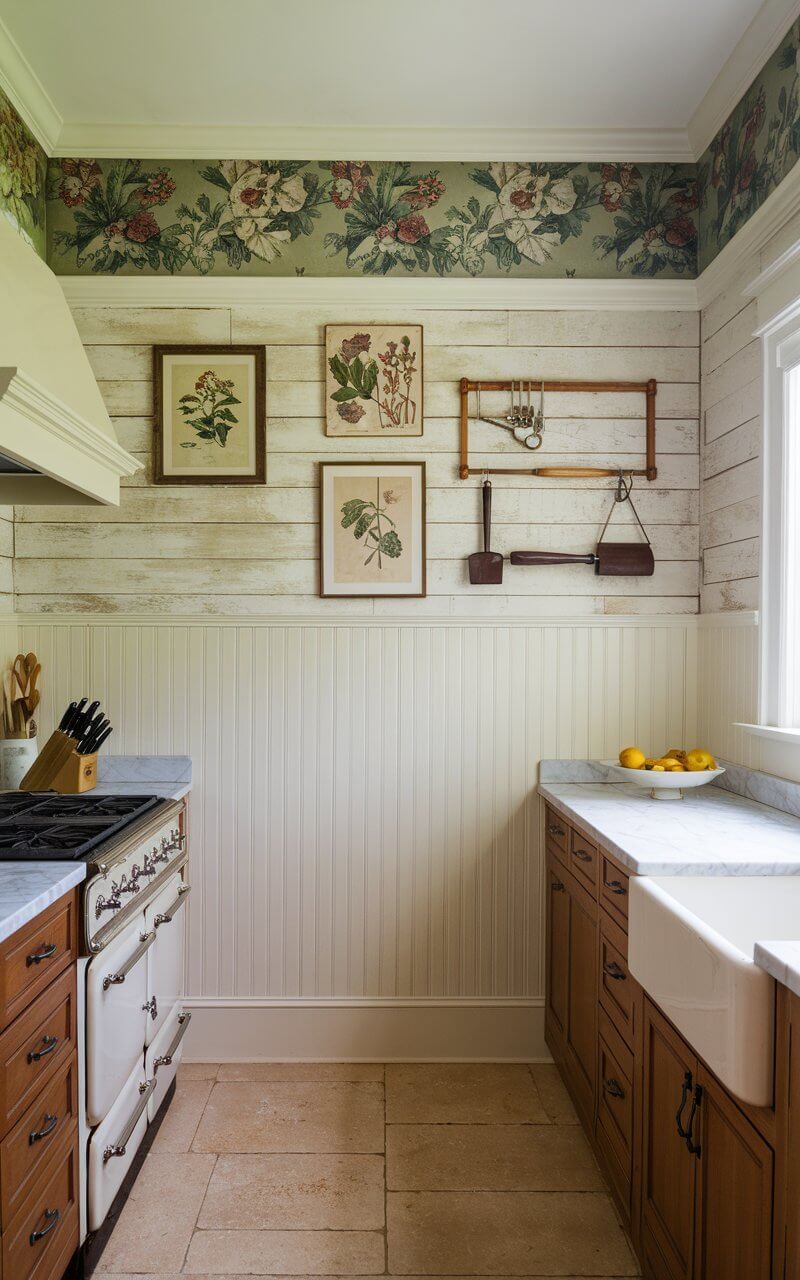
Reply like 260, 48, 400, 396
629, 875, 800, 1106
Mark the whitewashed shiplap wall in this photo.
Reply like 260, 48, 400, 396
21, 616, 698, 1057
15, 304, 700, 616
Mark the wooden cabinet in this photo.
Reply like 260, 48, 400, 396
544, 852, 597, 1127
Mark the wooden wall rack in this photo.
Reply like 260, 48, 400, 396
458, 378, 658, 481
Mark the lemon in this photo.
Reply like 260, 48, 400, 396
619, 747, 646, 769
667, 748, 688, 762
651, 765, 666, 772
657, 757, 681, 770
686, 749, 714, 772
667, 765, 686, 772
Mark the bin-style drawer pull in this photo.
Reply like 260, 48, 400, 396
26, 942, 57, 967
547, 822, 565, 838
603, 960, 626, 981
573, 848, 593, 863
29, 1112, 58, 1145
103, 1079, 155, 1162
154, 1011, 192, 1071
29, 1207, 59, 1246
603, 1077, 626, 1100
606, 878, 627, 896
154, 882, 191, 927
27, 1034, 58, 1064
552, 880, 565, 893
103, 931, 156, 990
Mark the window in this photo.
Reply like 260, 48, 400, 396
761, 316, 800, 730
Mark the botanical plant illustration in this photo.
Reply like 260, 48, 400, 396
0, 89, 47, 249
328, 332, 418, 428
593, 164, 697, 276
177, 370, 241, 448
340, 484, 402, 568
324, 161, 443, 273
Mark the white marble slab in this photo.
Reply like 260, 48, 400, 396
0, 863, 86, 944
93, 755, 192, 801
754, 942, 800, 999
539, 781, 800, 876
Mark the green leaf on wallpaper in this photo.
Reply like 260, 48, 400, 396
331, 387, 361, 402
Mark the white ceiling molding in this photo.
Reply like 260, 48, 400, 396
688, 0, 800, 159
57, 274, 699, 312
50, 123, 695, 163
695, 160, 800, 310
0, 17, 61, 152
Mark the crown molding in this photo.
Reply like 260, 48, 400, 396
0, 17, 61, 152
50, 122, 694, 163
14, 612, 701, 629
688, 0, 800, 160
57, 274, 699, 311
695, 159, 800, 309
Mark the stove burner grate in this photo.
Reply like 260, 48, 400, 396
0, 794, 163, 859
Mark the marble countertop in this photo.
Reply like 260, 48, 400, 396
754, 942, 800, 1000
0, 863, 86, 944
93, 755, 192, 802
539, 780, 800, 876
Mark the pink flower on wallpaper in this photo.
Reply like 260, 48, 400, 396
124, 210, 160, 242
57, 158, 102, 207
137, 171, 176, 206
396, 213, 430, 244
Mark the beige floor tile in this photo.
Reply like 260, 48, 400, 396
530, 1064, 580, 1125
217, 1062, 384, 1082
192, 1080, 385, 1153
198, 1153, 385, 1229
180, 1062, 220, 1080
386, 1065, 548, 1124
184, 1228, 385, 1274
95, 1152, 215, 1274
150, 1078, 214, 1153
387, 1123, 603, 1191
387, 1190, 639, 1276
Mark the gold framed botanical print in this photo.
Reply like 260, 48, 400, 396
319, 461, 426, 598
325, 325, 423, 436
153, 344, 266, 484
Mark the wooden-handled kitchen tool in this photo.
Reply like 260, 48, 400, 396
468, 479, 503, 584
510, 475, 655, 577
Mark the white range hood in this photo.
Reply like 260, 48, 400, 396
0, 217, 140, 505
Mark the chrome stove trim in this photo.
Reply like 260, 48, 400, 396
87, 853, 187, 954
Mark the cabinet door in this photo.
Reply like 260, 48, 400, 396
783, 991, 800, 1280
641, 999, 697, 1280
564, 875, 597, 1125
693, 1066, 773, 1280
545, 858, 569, 1057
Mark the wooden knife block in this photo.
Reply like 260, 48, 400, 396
50, 750, 98, 794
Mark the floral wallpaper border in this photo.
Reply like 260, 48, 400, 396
42, 158, 698, 279
0, 88, 46, 257
3, 17, 800, 279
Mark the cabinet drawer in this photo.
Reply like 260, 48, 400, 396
0, 1053, 77, 1228
0, 969, 76, 1137
569, 830, 598, 897
599, 914, 636, 1046
1, 1128, 79, 1280
544, 805, 569, 854
600, 855, 630, 929
597, 1012, 634, 1180
0, 894, 76, 1033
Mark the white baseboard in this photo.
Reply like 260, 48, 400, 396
182, 998, 548, 1063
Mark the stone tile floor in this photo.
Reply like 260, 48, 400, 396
95, 1062, 641, 1278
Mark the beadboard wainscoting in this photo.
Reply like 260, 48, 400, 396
15, 302, 701, 617
20, 615, 698, 1059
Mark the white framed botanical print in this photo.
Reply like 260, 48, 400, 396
325, 325, 423, 436
319, 462, 426, 598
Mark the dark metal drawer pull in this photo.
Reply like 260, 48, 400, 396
547, 823, 565, 838
573, 848, 593, 863
676, 1070, 693, 1139
28, 1035, 58, 1064
606, 879, 628, 896
29, 1207, 59, 1246
29, 1113, 58, 1145
603, 960, 626, 981
603, 1077, 625, 1100
26, 943, 57, 967
552, 881, 565, 893
685, 1085, 703, 1156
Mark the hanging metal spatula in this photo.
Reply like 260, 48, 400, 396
468, 479, 503, 584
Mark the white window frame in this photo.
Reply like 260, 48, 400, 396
758, 308, 800, 733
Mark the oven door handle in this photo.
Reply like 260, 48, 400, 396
102, 1078, 155, 1162
154, 1011, 192, 1072
154, 883, 191, 927
102, 931, 156, 990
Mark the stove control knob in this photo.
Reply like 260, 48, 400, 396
95, 892, 122, 919
118, 873, 140, 896
140, 854, 157, 878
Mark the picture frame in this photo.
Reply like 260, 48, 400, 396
153, 344, 266, 484
319, 461, 427, 598
325, 324, 424, 437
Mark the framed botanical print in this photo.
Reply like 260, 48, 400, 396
153, 345, 266, 484
325, 324, 423, 437
320, 462, 426, 598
